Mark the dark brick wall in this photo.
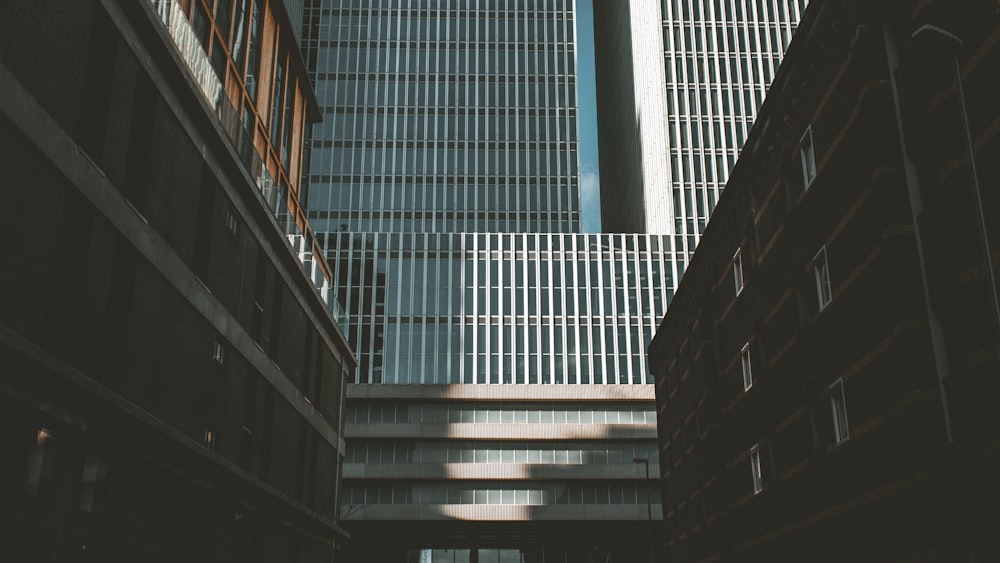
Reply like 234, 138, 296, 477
649, 1, 1000, 561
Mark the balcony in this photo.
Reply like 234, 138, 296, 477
148, 0, 346, 330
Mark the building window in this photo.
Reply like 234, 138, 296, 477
733, 247, 744, 295
204, 428, 217, 452
829, 379, 850, 444
741, 342, 753, 391
213, 340, 226, 365
800, 126, 816, 188
225, 208, 240, 237
814, 247, 832, 311
750, 444, 763, 494
78, 452, 110, 514
23, 428, 58, 497
251, 301, 265, 341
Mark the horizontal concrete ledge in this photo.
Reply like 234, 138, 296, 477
343, 463, 661, 481
347, 383, 656, 402
342, 504, 663, 521
345, 423, 657, 440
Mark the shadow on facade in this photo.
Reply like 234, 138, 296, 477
592, 1, 648, 233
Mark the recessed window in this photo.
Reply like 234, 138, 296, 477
22, 428, 58, 497
251, 301, 264, 341
829, 379, 850, 444
800, 126, 816, 188
814, 247, 832, 311
733, 247, 744, 295
225, 208, 240, 237
750, 444, 763, 494
213, 340, 226, 365
740, 342, 753, 391
204, 428, 217, 451
78, 452, 110, 514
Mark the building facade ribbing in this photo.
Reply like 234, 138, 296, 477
304, 0, 581, 234
595, 0, 808, 265
301, 0, 669, 561
322, 231, 673, 386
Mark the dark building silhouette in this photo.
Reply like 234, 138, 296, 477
0, 1, 354, 561
648, 0, 1000, 561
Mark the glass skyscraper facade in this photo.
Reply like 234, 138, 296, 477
595, 0, 807, 265
323, 231, 673, 386
662, 0, 807, 256
301, 1, 670, 561
303, 0, 580, 234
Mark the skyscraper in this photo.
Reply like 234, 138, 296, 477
595, 0, 808, 261
303, 0, 581, 234
301, 0, 671, 560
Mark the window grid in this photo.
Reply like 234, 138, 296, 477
303, 0, 580, 234
328, 232, 674, 385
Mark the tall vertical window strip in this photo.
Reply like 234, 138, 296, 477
245, 0, 263, 102
740, 342, 752, 391
231, 0, 249, 73
750, 444, 763, 494
214, 0, 232, 43
192, 0, 211, 50
830, 379, 849, 444
281, 73, 296, 170
814, 246, 831, 311
733, 247, 743, 295
270, 46, 287, 148
800, 125, 816, 188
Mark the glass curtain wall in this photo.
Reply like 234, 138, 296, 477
323, 231, 673, 384
663, 0, 808, 264
302, 2, 666, 561
303, 0, 580, 234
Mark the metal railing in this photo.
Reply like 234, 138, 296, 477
149, 0, 346, 329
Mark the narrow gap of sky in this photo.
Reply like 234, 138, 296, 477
575, 0, 601, 233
